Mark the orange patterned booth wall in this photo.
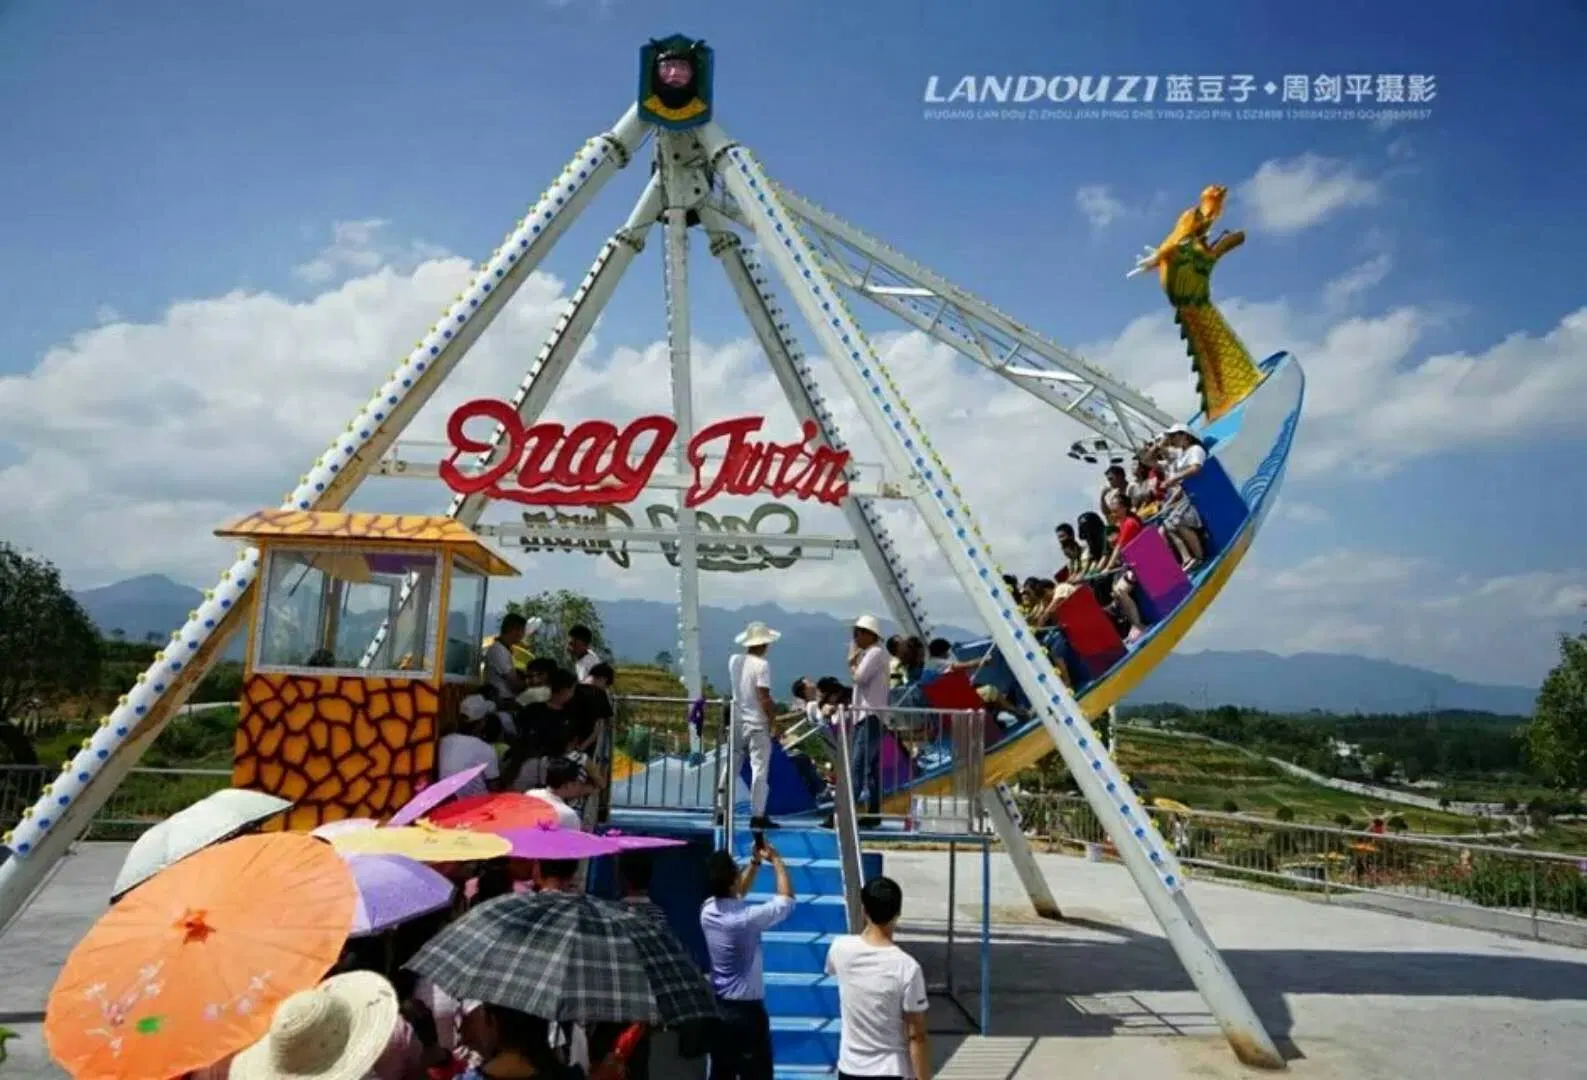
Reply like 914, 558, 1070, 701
234, 672, 439, 831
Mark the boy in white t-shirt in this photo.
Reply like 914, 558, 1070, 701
825, 875, 932, 1080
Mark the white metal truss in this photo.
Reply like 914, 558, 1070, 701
0, 88, 1283, 1071
708, 188, 1174, 451
702, 210, 930, 640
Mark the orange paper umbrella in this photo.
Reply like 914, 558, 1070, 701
426, 792, 559, 836
46, 833, 354, 1080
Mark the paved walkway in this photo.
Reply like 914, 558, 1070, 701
887, 849, 1587, 1078
6, 844, 1587, 1078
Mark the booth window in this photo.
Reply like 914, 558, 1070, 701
444, 558, 489, 680
255, 548, 440, 675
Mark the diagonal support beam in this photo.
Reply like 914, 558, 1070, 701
0, 106, 653, 925
709, 187, 1173, 451
700, 123, 1284, 1070
360, 172, 665, 668
706, 218, 929, 640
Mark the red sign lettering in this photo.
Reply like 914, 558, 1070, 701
686, 416, 850, 508
441, 399, 677, 506
440, 399, 853, 508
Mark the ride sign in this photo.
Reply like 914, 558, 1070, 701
439, 398, 852, 508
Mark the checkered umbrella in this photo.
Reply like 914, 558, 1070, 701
406, 890, 716, 1026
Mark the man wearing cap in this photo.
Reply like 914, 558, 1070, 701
727, 620, 781, 830
848, 615, 891, 822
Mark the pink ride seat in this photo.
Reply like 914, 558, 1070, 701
1123, 526, 1193, 624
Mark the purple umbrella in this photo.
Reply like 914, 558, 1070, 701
598, 829, 688, 851
388, 764, 489, 827
500, 824, 624, 860
345, 854, 456, 937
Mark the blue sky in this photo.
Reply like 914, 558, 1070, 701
1, 0, 1585, 685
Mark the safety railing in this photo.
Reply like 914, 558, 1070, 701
1017, 792, 1587, 941
840, 703, 986, 833
1, 764, 233, 842
830, 708, 867, 932
606, 694, 730, 814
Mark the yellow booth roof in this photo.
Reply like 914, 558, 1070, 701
215, 509, 519, 577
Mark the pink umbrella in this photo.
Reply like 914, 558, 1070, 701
500, 823, 624, 860
598, 828, 688, 851
388, 764, 489, 827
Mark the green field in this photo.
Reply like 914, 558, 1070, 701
1115, 728, 1487, 835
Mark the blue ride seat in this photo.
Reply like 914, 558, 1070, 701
1181, 455, 1247, 556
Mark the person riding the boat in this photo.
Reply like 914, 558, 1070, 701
1075, 512, 1110, 577
1129, 456, 1165, 514
1159, 424, 1208, 570
1103, 501, 1149, 643
1099, 463, 1130, 516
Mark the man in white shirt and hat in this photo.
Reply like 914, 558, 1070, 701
848, 615, 891, 823
726, 620, 781, 831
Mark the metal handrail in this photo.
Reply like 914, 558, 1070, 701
831, 707, 867, 933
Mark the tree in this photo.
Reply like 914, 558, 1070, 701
109, 627, 125, 642
0, 543, 103, 764
1527, 633, 1587, 789
504, 589, 610, 669
1275, 805, 1295, 822
653, 650, 675, 672
1369, 755, 1396, 782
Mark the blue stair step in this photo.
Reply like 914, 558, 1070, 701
749, 852, 884, 893
732, 828, 839, 860
765, 971, 840, 1016
746, 892, 849, 933
774, 1068, 838, 1079
751, 857, 845, 894
770, 1016, 841, 1067
763, 929, 839, 972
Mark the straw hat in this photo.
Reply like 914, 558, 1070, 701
853, 614, 883, 637
230, 971, 398, 1080
734, 620, 781, 648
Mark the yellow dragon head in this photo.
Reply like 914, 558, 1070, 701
1197, 184, 1228, 229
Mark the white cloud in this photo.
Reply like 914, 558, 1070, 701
2, 227, 1584, 684
1237, 153, 1379, 234
1322, 253, 1392, 308
93, 305, 122, 325
1075, 185, 1128, 229
293, 220, 449, 285
1275, 501, 1330, 526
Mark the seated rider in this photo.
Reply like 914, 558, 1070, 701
1103, 501, 1149, 643
1129, 456, 1165, 514
1099, 463, 1130, 517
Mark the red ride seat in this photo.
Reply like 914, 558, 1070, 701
1054, 586, 1126, 683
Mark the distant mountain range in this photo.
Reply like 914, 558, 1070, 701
71, 575, 1538, 716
